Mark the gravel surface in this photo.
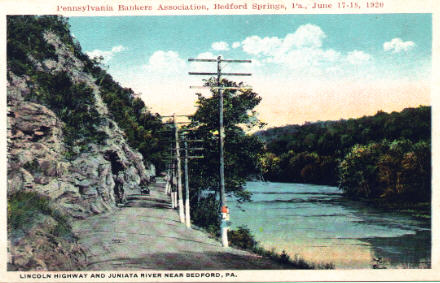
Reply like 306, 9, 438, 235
73, 180, 285, 270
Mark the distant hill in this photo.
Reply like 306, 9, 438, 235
257, 106, 431, 206
255, 107, 430, 146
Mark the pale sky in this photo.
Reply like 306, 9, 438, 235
69, 14, 431, 128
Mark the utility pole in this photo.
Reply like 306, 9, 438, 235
188, 56, 251, 247
173, 113, 185, 224
181, 134, 204, 228
162, 115, 202, 228
161, 115, 188, 216
171, 162, 177, 209
183, 134, 191, 228
165, 144, 173, 195
216, 57, 228, 247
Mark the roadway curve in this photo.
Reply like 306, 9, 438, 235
73, 178, 286, 270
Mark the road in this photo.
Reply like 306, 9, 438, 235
72, 178, 286, 270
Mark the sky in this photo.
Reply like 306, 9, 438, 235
69, 14, 431, 128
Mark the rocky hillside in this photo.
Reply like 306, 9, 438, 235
7, 16, 165, 270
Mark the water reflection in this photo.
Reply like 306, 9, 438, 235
228, 181, 431, 269
361, 230, 431, 268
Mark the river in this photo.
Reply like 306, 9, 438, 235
228, 182, 431, 269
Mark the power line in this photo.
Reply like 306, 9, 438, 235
188, 55, 252, 248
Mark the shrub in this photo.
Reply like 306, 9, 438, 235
8, 191, 73, 239
190, 195, 221, 236
227, 225, 334, 269
228, 226, 257, 250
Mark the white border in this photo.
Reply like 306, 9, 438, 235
0, 0, 438, 281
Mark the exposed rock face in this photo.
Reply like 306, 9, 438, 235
8, 32, 154, 217
7, 31, 155, 270
8, 215, 87, 271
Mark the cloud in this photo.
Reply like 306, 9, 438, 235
86, 45, 126, 63
196, 52, 216, 59
240, 24, 326, 57
232, 42, 241, 49
142, 50, 186, 74
230, 24, 376, 79
346, 50, 372, 65
239, 24, 345, 75
242, 35, 282, 56
211, 41, 230, 51
282, 24, 326, 50
111, 45, 125, 53
383, 38, 415, 53
187, 52, 218, 73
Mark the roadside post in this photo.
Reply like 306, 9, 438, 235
161, 115, 202, 228
181, 133, 204, 228
188, 56, 252, 247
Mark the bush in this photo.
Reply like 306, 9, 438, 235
228, 225, 334, 269
8, 191, 73, 238
228, 226, 257, 250
190, 195, 221, 236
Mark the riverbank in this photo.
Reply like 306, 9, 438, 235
347, 197, 431, 220
72, 179, 310, 270
229, 181, 431, 269
264, 179, 431, 220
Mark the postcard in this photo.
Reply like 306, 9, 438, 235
0, 0, 438, 282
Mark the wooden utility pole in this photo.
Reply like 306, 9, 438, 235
216, 56, 228, 247
183, 134, 191, 228
173, 114, 185, 224
162, 115, 202, 228
181, 134, 204, 228
188, 56, 251, 247
165, 144, 173, 195
171, 163, 177, 208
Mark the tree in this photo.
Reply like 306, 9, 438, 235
339, 139, 431, 203
186, 78, 265, 231
338, 143, 385, 198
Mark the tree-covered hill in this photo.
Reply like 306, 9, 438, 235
258, 106, 431, 205
8, 15, 168, 170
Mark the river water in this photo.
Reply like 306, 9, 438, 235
228, 182, 431, 269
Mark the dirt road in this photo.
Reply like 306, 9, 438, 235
73, 179, 285, 270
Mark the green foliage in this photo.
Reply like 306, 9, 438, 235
87, 68, 168, 170
7, 16, 81, 76
8, 15, 168, 167
8, 16, 107, 157
339, 139, 431, 203
8, 191, 73, 238
228, 226, 258, 250
27, 71, 105, 154
187, 79, 264, 198
261, 106, 430, 156
186, 78, 265, 229
190, 195, 221, 236
260, 150, 338, 185
228, 226, 334, 269
258, 106, 431, 205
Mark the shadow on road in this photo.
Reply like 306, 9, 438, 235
124, 194, 171, 209
124, 201, 171, 209
86, 251, 291, 270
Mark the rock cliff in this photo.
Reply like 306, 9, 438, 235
7, 17, 159, 270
